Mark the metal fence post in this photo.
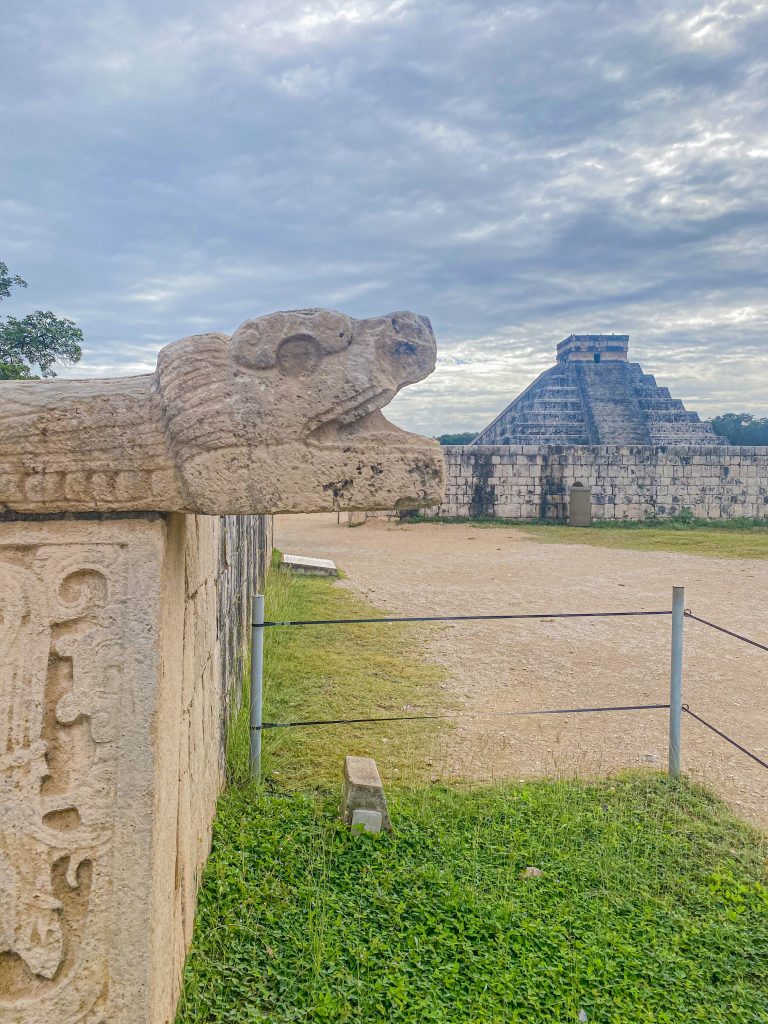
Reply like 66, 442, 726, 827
668, 586, 685, 778
249, 593, 265, 778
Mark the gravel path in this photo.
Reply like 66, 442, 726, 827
275, 514, 768, 830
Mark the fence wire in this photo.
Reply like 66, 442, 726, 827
256, 703, 670, 731
253, 603, 768, 773
685, 611, 768, 655
258, 609, 672, 628
683, 705, 768, 771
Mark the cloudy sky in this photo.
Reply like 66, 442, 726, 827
1, 0, 767, 435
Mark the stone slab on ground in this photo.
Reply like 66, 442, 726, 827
282, 553, 338, 576
341, 756, 392, 831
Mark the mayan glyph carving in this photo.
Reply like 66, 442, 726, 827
0, 309, 444, 515
0, 543, 123, 1023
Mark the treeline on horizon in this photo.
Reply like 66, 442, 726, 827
435, 414, 768, 447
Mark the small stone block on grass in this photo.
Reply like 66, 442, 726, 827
281, 553, 338, 576
341, 755, 392, 832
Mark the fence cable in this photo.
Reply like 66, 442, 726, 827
254, 702, 670, 731
685, 611, 768, 654
257, 610, 672, 628
682, 705, 768, 771
251, 603, 768, 773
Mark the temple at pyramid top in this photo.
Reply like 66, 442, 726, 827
557, 334, 629, 364
473, 334, 723, 446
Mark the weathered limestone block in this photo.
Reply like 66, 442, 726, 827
0, 517, 161, 1023
0, 512, 270, 1024
0, 309, 443, 516
341, 756, 392, 832
281, 554, 338, 576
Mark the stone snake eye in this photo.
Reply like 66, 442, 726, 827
275, 334, 322, 377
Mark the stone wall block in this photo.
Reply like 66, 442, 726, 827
435, 445, 768, 522
0, 511, 271, 1024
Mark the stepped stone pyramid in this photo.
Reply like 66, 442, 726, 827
473, 334, 724, 446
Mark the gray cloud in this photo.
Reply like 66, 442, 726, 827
1, 0, 766, 435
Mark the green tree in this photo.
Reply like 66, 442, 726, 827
0, 261, 83, 379
710, 413, 768, 446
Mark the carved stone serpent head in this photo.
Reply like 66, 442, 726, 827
154, 308, 444, 513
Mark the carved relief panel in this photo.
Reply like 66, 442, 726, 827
0, 540, 126, 1024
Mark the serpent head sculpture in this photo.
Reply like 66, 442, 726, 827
0, 308, 444, 514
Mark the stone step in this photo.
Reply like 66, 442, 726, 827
637, 398, 686, 412
575, 363, 651, 444
511, 410, 586, 423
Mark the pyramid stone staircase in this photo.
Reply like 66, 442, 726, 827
475, 365, 590, 445
574, 362, 651, 444
473, 334, 726, 447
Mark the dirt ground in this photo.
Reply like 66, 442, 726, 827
275, 513, 768, 831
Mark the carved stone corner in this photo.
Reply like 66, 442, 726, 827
0, 515, 176, 1024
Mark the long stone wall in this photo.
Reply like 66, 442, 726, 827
428, 445, 768, 520
0, 511, 270, 1024
168, 513, 272, 1015
218, 515, 273, 733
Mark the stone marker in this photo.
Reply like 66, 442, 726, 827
568, 482, 592, 527
281, 553, 338, 576
341, 756, 392, 832
0, 308, 444, 516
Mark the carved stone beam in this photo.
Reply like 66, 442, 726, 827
0, 309, 444, 515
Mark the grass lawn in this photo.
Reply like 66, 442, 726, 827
413, 515, 768, 560
178, 779, 768, 1024
177, 560, 768, 1024
226, 553, 447, 792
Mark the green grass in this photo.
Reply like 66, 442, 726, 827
411, 514, 768, 559
177, 553, 768, 1023
178, 777, 768, 1024
226, 553, 447, 792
